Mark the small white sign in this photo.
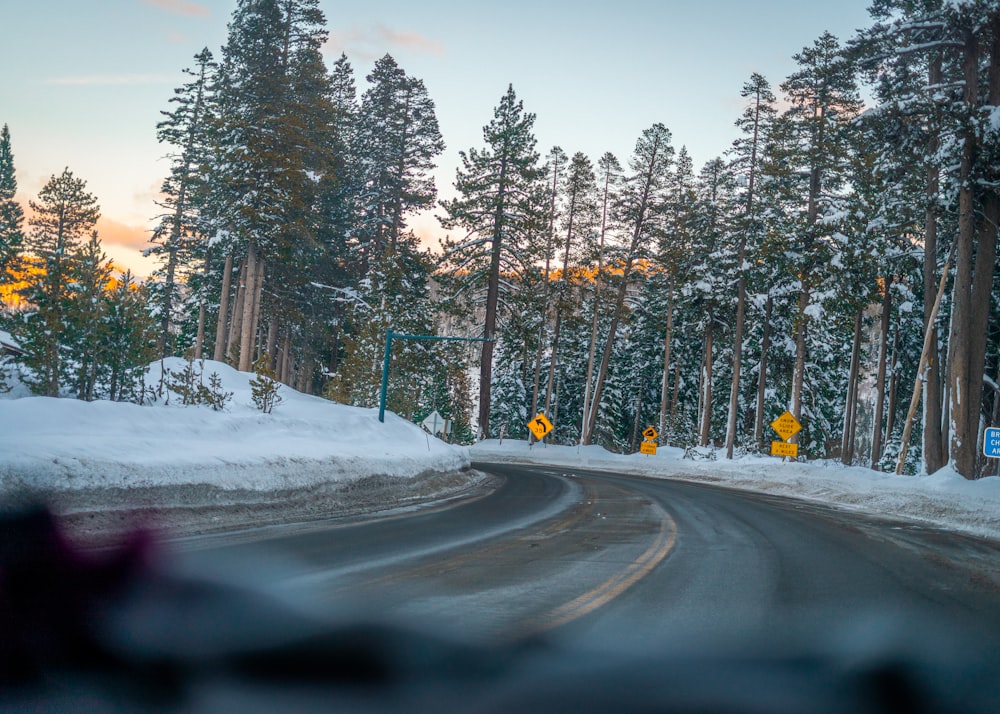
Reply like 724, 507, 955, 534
421, 410, 450, 436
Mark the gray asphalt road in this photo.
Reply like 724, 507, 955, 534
170, 462, 1000, 650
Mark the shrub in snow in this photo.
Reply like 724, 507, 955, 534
160, 356, 232, 411
249, 355, 282, 414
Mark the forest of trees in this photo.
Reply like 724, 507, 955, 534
2, 0, 1000, 479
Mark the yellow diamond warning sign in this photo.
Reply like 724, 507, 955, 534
527, 413, 554, 440
770, 411, 802, 442
642, 426, 658, 441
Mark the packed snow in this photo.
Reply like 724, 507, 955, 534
1, 356, 998, 542
0, 358, 468, 498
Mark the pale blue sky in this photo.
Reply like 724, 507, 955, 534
2, 0, 874, 274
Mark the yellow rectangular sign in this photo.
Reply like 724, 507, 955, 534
640, 440, 657, 455
771, 441, 799, 458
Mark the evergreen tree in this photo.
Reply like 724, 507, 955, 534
778, 32, 863, 432
18, 169, 100, 396
441, 85, 545, 438
102, 272, 157, 402
581, 152, 622, 443
325, 233, 440, 415
584, 123, 674, 444
206, 0, 339, 373
724, 73, 777, 457
64, 232, 113, 401
149, 48, 218, 358
354, 54, 444, 268
541, 150, 597, 420
0, 124, 24, 276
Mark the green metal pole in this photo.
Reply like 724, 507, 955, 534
378, 328, 392, 423
377, 332, 492, 424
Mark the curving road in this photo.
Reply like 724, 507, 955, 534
169, 461, 1000, 652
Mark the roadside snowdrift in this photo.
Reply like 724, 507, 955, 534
0, 358, 470, 504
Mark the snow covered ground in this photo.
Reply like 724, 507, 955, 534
471, 440, 1000, 541
0, 358, 472, 536
1, 356, 998, 543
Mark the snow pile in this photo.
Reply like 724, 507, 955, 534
471, 440, 1000, 541
0, 358, 469, 496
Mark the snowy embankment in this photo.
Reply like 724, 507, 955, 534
0, 358, 473, 536
471, 439, 1000, 541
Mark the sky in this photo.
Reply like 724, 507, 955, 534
3, 0, 874, 277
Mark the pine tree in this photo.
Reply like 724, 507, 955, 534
64, 232, 113, 401
584, 123, 674, 444
207, 0, 338, 373
529, 146, 567, 421
102, 272, 157, 402
441, 85, 545, 438
18, 169, 100, 396
724, 73, 777, 457
778, 32, 863, 432
150, 48, 218, 358
0, 124, 24, 276
581, 152, 622, 443
354, 54, 444, 268
541, 150, 596, 420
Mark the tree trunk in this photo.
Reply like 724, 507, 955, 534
631, 383, 644, 453
159, 244, 178, 358
226, 258, 247, 365
266, 319, 278, 370
659, 295, 675, 440
886, 311, 901, 443
213, 253, 234, 363
700, 318, 714, 447
946, 28, 982, 478
478, 174, 506, 438
871, 279, 892, 469
725, 85, 762, 459
922, 54, 947, 474
791, 285, 809, 423
586, 274, 629, 445
754, 295, 773, 448
581, 164, 613, 445
841, 309, 863, 464
898, 244, 955, 475
238, 241, 260, 372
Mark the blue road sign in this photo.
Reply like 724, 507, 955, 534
984, 427, 1000, 458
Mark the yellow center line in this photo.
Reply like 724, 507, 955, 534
525, 504, 678, 635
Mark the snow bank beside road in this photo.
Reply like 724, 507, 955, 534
471, 440, 1000, 541
0, 358, 469, 496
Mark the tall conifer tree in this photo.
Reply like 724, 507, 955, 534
441, 85, 545, 438
0, 124, 23, 276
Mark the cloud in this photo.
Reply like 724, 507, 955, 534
95, 217, 158, 278
42, 75, 178, 86
327, 24, 445, 61
142, 0, 209, 18
97, 216, 153, 252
